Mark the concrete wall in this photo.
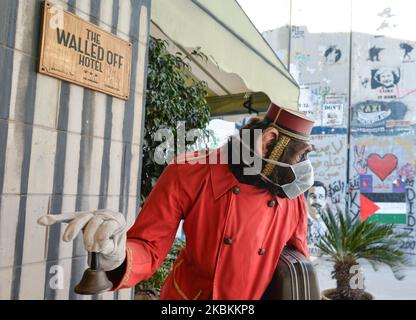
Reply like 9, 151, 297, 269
263, 0, 416, 260
0, 0, 151, 300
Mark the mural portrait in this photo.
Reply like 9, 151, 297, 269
371, 67, 401, 90
305, 181, 329, 256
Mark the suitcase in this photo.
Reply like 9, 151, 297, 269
261, 247, 321, 300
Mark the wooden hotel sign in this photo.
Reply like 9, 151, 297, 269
38, 1, 132, 100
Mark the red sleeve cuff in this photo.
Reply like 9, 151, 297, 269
111, 245, 134, 291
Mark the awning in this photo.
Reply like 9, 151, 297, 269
206, 92, 270, 117
151, 0, 300, 113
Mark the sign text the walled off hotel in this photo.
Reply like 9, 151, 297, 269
39, 1, 132, 100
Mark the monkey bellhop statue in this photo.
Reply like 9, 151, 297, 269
38, 103, 317, 299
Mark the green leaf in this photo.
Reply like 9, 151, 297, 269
318, 207, 412, 298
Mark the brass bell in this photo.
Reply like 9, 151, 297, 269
74, 252, 113, 295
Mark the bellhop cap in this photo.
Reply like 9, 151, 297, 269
264, 103, 315, 142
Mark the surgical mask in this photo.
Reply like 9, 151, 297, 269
233, 134, 314, 199
260, 157, 314, 199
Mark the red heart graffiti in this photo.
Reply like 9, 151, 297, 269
367, 153, 398, 181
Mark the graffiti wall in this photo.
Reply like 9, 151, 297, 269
350, 0, 416, 258
351, 0, 416, 136
349, 136, 416, 256
307, 134, 348, 255
264, 0, 416, 260
288, 0, 351, 255
290, 0, 350, 130
309, 134, 348, 208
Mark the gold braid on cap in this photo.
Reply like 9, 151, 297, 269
261, 135, 291, 177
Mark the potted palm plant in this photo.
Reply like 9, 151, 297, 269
317, 208, 410, 300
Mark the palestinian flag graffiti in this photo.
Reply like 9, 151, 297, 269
360, 193, 407, 224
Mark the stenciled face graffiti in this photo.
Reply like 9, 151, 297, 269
308, 184, 327, 212
371, 67, 400, 89
305, 181, 329, 256
305, 179, 347, 256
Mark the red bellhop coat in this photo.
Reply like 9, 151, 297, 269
112, 147, 310, 299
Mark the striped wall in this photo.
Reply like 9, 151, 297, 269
0, 0, 151, 300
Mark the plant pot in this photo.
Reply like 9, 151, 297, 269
321, 288, 374, 300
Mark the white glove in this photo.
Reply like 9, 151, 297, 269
37, 209, 127, 271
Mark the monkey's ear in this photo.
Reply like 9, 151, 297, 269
258, 126, 279, 158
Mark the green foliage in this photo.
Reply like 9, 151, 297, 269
317, 207, 410, 299
137, 238, 186, 296
318, 208, 409, 268
140, 37, 211, 203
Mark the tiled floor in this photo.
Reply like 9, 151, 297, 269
312, 257, 416, 300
